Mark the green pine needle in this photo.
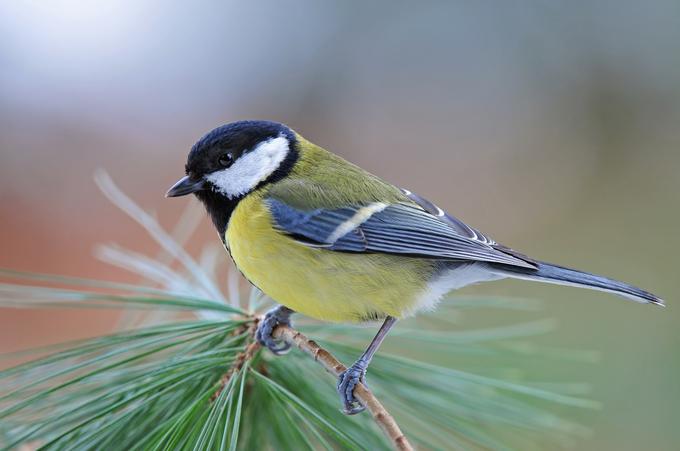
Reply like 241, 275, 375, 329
0, 172, 598, 450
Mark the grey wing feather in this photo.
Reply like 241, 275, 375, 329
400, 188, 496, 245
401, 188, 537, 266
266, 195, 536, 269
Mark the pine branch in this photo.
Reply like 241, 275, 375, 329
210, 319, 414, 450
211, 322, 258, 402
0, 176, 595, 450
272, 324, 414, 451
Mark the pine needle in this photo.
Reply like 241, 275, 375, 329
0, 171, 598, 450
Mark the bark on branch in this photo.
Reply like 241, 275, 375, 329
272, 325, 415, 451
212, 321, 414, 450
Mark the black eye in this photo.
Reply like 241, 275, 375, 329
218, 153, 234, 168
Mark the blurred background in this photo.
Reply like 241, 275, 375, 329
0, 1, 678, 449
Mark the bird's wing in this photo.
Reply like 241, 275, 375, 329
265, 187, 537, 269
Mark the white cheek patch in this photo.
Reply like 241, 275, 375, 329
205, 135, 289, 199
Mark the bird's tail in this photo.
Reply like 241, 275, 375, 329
492, 261, 664, 306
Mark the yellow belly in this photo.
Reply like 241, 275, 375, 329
226, 194, 437, 322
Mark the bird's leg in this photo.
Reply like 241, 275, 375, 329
256, 305, 294, 355
337, 316, 397, 415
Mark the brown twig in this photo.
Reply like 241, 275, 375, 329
272, 325, 414, 451
211, 320, 414, 450
211, 322, 260, 401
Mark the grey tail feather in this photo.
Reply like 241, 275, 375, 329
491, 261, 664, 306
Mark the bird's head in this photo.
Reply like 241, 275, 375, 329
166, 120, 297, 201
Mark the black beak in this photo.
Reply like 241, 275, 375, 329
166, 176, 206, 197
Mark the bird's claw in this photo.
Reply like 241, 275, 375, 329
337, 362, 367, 415
256, 306, 293, 356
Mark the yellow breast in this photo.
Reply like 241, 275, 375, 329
226, 193, 437, 322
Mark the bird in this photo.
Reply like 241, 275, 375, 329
166, 120, 663, 414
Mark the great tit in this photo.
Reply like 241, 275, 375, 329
167, 120, 663, 414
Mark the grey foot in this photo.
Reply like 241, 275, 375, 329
337, 362, 367, 415
256, 306, 293, 355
